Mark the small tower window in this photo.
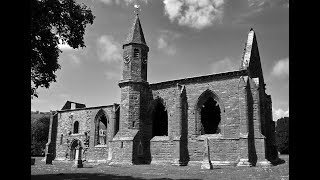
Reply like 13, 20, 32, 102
73, 121, 79, 134
60, 134, 63, 145
134, 49, 139, 58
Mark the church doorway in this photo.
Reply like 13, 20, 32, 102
70, 139, 82, 160
152, 101, 168, 137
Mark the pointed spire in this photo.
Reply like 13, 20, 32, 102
123, 13, 147, 48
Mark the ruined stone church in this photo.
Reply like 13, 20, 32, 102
45, 12, 279, 167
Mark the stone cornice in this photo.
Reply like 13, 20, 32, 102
118, 79, 149, 88
150, 70, 248, 89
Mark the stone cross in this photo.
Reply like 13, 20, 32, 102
134, 4, 140, 15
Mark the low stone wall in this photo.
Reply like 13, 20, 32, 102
150, 136, 175, 164
86, 146, 109, 162
109, 140, 134, 164
188, 135, 240, 165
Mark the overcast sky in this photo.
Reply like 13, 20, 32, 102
31, 0, 289, 121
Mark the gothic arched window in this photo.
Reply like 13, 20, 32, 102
60, 134, 63, 145
195, 90, 223, 135
94, 110, 108, 146
151, 98, 168, 137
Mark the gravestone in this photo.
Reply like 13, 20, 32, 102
201, 138, 213, 169
45, 152, 53, 164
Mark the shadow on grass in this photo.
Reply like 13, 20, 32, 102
270, 158, 286, 166
31, 173, 201, 180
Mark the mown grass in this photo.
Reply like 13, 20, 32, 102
31, 155, 289, 180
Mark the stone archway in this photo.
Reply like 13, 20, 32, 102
195, 89, 224, 135
147, 97, 168, 138
70, 139, 82, 160
94, 109, 108, 146
151, 100, 168, 137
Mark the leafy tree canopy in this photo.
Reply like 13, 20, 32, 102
31, 0, 95, 98
31, 115, 50, 156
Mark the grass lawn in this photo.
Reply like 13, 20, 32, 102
31, 155, 289, 180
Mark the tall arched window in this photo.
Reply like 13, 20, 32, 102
195, 90, 223, 135
151, 98, 168, 137
73, 121, 79, 134
94, 110, 108, 146
60, 134, 63, 145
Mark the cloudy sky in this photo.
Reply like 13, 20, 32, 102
31, 0, 289, 121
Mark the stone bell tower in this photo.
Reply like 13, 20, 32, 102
110, 9, 150, 165
118, 9, 149, 132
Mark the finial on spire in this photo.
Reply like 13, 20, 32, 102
134, 4, 140, 16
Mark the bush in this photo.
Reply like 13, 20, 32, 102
275, 117, 289, 154
31, 115, 50, 156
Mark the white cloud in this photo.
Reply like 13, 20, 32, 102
100, 0, 113, 5
58, 39, 73, 51
97, 35, 122, 63
271, 58, 289, 77
248, 0, 289, 9
273, 107, 289, 121
157, 30, 180, 55
99, 0, 148, 6
210, 57, 238, 74
163, 0, 224, 30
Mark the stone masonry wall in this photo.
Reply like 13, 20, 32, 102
150, 137, 175, 163
149, 71, 247, 163
54, 105, 117, 161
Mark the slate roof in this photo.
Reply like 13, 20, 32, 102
123, 14, 147, 47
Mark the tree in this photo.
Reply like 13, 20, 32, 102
275, 117, 289, 154
31, 0, 95, 98
31, 115, 50, 156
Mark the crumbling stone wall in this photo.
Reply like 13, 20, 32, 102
53, 105, 119, 161
149, 71, 246, 164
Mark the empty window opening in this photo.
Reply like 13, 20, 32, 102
134, 49, 139, 58
96, 115, 107, 145
114, 108, 120, 136
60, 134, 63, 145
200, 97, 221, 134
73, 121, 79, 134
121, 141, 123, 148
152, 102, 168, 137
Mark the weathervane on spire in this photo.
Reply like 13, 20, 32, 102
134, 3, 141, 16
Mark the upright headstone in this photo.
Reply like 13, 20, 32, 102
31, 157, 35, 165
45, 152, 53, 164
201, 138, 213, 169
